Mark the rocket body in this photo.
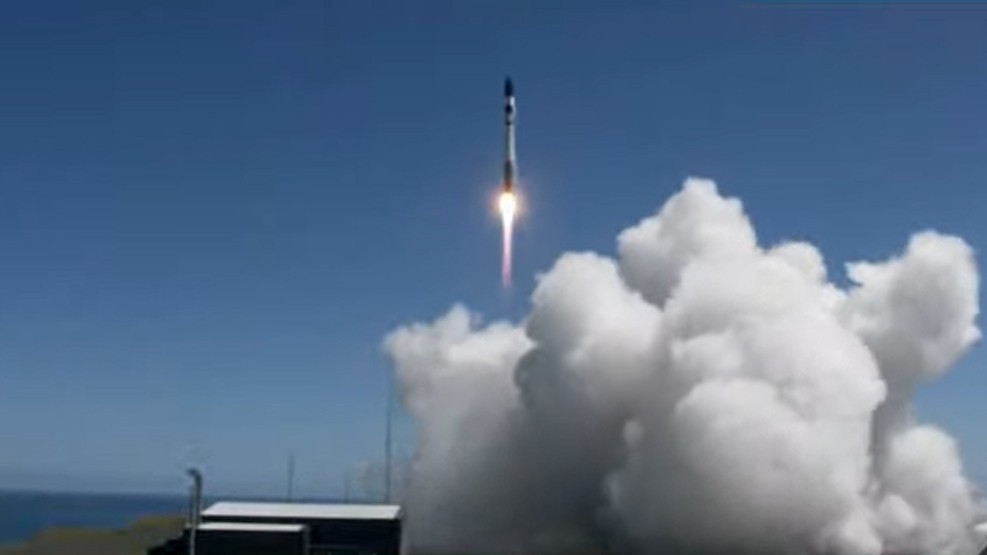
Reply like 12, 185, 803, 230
498, 77, 518, 287
503, 77, 516, 193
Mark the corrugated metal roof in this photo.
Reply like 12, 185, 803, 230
202, 502, 401, 521
198, 522, 307, 533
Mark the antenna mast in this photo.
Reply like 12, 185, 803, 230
385, 371, 394, 503
286, 453, 295, 502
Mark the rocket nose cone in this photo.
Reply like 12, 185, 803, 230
504, 77, 514, 97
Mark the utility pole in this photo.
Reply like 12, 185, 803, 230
186, 468, 202, 555
384, 371, 394, 503
286, 453, 295, 502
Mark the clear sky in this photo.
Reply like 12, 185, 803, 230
0, 1, 985, 498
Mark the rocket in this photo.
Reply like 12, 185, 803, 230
503, 76, 517, 193
497, 77, 519, 288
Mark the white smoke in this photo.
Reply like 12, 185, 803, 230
384, 179, 985, 555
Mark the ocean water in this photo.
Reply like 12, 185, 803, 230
0, 490, 187, 546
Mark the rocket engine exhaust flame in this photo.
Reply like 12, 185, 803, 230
499, 191, 517, 287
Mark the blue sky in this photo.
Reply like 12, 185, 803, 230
0, 1, 985, 497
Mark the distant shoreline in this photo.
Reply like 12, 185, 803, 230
0, 488, 187, 500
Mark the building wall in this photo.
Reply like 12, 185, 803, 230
200, 516, 401, 555
197, 529, 307, 555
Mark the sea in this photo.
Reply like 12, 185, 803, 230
0, 490, 188, 546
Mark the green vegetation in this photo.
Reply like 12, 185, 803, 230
0, 515, 184, 555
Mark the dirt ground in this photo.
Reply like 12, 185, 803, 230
0, 515, 183, 555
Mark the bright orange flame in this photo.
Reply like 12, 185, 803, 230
498, 191, 517, 287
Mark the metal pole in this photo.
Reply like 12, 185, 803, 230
385, 371, 394, 503
286, 453, 295, 502
186, 468, 202, 555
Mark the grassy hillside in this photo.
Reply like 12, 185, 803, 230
0, 515, 183, 555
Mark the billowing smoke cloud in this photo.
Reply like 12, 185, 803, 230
384, 179, 985, 555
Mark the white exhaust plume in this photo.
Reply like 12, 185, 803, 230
384, 179, 985, 555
